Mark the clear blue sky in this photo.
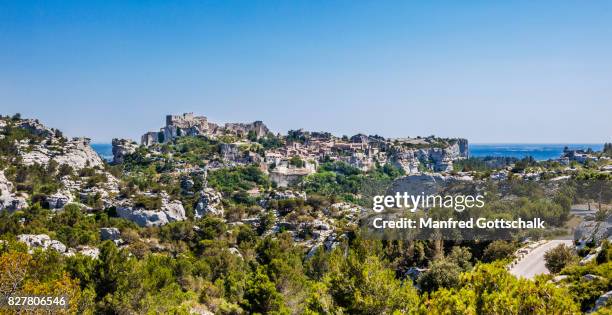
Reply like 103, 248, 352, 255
1, 1, 611, 143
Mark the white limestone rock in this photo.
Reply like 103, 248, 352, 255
20, 137, 104, 170
117, 206, 170, 227
111, 138, 138, 164
388, 141, 467, 174
46, 190, 73, 209
17, 119, 56, 138
17, 234, 67, 253
53, 138, 104, 169
100, 227, 121, 241
116, 193, 186, 227
163, 199, 187, 222
228, 247, 243, 259
0, 170, 27, 212
195, 188, 224, 218
76, 246, 100, 259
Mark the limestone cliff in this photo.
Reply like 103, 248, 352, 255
388, 139, 468, 174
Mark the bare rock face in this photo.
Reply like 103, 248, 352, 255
0, 170, 27, 212
20, 137, 104, 170
574, 216, 612, 244
17, 234, 67, 253
46, 190, 73, 209
269, 161, 317, 187
195, 188, 224, 218
116, 193, 187, 227
592, 290, 612, 313
100, 227, 121, 241
163, 199, 187, 222
388, 140, 468, 174
111, 138, 138, 164
74, 246, 100, 259
116, 206, 171, 227
268, 190, 307, 201
54, 138, 105, 169
17, 119, 56, 138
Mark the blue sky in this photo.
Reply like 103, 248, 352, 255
1, 1, 611, 143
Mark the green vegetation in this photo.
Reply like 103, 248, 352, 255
545, 244, 578, 274
1, 117, 611, 314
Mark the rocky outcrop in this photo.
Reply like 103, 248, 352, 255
117, 207, 169, 227
46, 190, 73, 209
17, 234, 67, 253
195, 188, 224, 218
591, 290, 612, 313
17, 119, 57, 138
73, 246, 100, 259
111, 138, 138, 164
574, 216, 612, 244
100, 228, 121, 241
164, 199, 187, 222
0, 170, 27, 212
268, 190, 307, 201
116, 193, 187, 227
20, 137, 104, 170
17, 234, 100, 258
389, 140, 467, 174
269, 161, 317, 187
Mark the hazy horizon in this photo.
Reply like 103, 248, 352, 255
2, 1, 611, 143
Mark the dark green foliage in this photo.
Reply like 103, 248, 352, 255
482, 240, 516, 262
545, 244, 577, 274
133, 194, 162, 209
418, 258, 462, 292
242, 268, 288, 314
289, 156, 305, 168
50, 204, 98, 247
208, 165, 270, 195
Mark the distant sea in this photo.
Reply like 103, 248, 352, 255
91, 143, 604, 162
469, 144, 603, 161
91, 143, 113, 161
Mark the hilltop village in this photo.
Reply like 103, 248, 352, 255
133, 113, 469, 186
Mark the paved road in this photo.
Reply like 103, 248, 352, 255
509, 240, 573, 279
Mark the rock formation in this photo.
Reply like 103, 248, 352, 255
195, 188, 224, 218
0, 170, 27, 212
45, 190, 73, 209
116, 193, 187, 227
100, 227, 122, 241
19, 137, 104, 170
111, 138, 138, 164
388, 139, 468, 174
17, 234, 67, 253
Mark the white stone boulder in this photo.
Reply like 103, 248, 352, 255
100, 227, 121, 241
111, 138, 138, 164
195, 188, 224, 218
116, 194, 186, 227
46, 190, 72, 209
17, 234, 67, 253
0, 170, 27, 212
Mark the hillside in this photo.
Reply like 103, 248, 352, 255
0, 113, 610, 314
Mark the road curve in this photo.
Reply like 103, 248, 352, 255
509, 240, 573, 279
